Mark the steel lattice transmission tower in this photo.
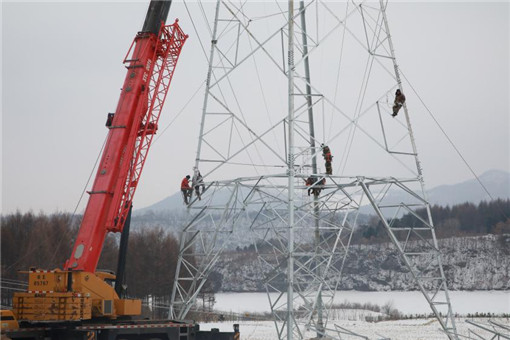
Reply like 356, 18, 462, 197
169, 1, 459, 339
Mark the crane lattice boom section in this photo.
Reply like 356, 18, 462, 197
65, 21, 188, 273
114, 21, 188, 234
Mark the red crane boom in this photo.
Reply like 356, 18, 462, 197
11, 0, 189, 324
64, 19, 187, 273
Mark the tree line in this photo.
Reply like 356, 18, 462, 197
1, 211, 180, 302
2, 199, 509, 300
356, 199, 510, 243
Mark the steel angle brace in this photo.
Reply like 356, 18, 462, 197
376, 101, 416, 156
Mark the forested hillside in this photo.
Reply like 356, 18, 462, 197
1, 212, 179, 304
2, 199, 509, 300
212, 234, 510, 292
353, 199, 510, 243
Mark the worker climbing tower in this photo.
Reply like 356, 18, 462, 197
170, 1, 459, 339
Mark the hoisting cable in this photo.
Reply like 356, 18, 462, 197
198, 0, 213, 37
339, 43, 376, 176
6, 135, 109, 271
215, 2, 281, 177
71, 135, 108, 218
183, 0, 210, 62
153, 80, 206, 144
328, 2, 350, 140
246, 17, 283, 157
399, 69, 509, 220
49, 135, 109, 264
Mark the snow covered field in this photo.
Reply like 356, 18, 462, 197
203, 291, 510, 339
214, 290, 510, 315
200, 318, 510, 340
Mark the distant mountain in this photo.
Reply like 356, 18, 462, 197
136, 190, 186, 214
427, 169, 510, 206
134, 169, 510, 215
135, 185, 254, 215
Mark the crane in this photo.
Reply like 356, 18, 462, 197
10, 0, 187, 322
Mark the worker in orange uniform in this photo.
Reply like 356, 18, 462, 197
392, 89, 406, 117
304, 176, 326, 196
321, 144, 333, 175
181, 175, 192, 205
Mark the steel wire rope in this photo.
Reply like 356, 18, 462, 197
198, 0, 213, 37
399, 69, 510, 221
205, 69, 254, 170
183, 0, 210, 62
271, 0, 290, 133
318, 0, 397, 86
279, 1, 365, 145
357, 3, 393, 59
50, 135, 109, 265
217, 2, 285, 177
273, 0, 289, 22
199, 22, 263, 177
246, 15, 284, 159
306, 4, 410, 153
338, 4, 385, 176
221, 15, 266, 178
266, 4, 351, 166
251, 9, 289, 22
328, 2, 350, 142
216, 0, 250, 47
223, 0, 251, 25
205, 3, 249, 117
213, 2, 256, 71
182, 0, 236, 171
209, 3, 311, 89
338, 51, 376, 176
318, 0, 326, 143
298, 73, 418, 176
6, 5, 203, 270
291, 74, 407, 174
152, 81, 206, 144
4, 135, 109, 273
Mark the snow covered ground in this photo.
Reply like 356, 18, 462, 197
214, 290, 510, 315
202, 291, 510, 339
200, 318, 510, 340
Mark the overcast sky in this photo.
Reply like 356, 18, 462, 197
2, 1, 509, 214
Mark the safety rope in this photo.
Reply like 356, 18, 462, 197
183, 0, 209, 62
247, 19, 283, 158
153, 81, 206, 144
399, 69, 509, 220
213, 1, 282, 177
329, 2, 350, 140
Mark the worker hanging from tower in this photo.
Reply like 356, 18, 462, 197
392, 89, 406, 117
192, 167, 204, 201
304, 176, 326, 196
321, 144, 333, 175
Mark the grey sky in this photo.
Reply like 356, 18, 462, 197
2, 1, 509, 214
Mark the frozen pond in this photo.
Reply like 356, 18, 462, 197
214, 290, 510, 315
